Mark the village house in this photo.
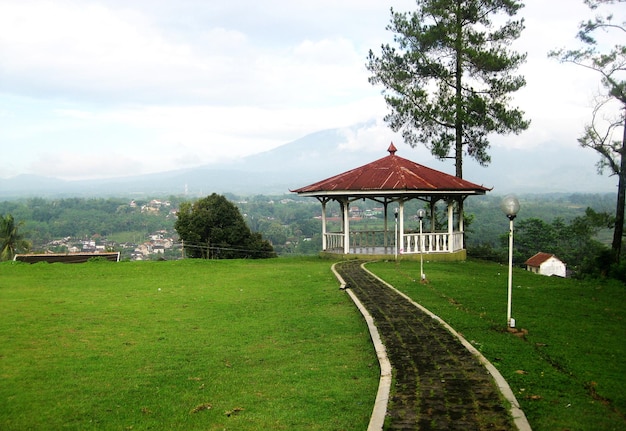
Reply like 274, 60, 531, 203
38, 228, 178, 261
525, 252, 567, 277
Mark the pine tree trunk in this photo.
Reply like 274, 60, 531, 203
454, 0, 463, 180
612, 116, 626, 263
454, 1, 464, 237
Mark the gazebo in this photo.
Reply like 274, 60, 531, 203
291, 143, 490, 260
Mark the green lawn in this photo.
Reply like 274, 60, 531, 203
2, 257, 625, 431
0, 258, 378, 431
367, 259, 626, 431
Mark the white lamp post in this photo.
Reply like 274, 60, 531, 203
417, 209, 426, 282
501, 195, 520, 328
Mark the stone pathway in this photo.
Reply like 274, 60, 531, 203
335, 260, 515, 431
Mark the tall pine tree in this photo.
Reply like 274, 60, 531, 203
367, 0, 530, 179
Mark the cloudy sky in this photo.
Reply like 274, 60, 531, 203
0, 0, 623, 190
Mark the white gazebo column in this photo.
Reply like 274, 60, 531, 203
343, 200, 350, 254
399, 201, 405, 254
321, 200, 327, 250
458, 198, 464, 249
447, 201, 454, 250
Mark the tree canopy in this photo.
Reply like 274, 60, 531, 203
511, 208, 614, 277
0, 214, 30, 261
174, 193, 275, 259
367, 0, 530, 178
549, 0, 626, 262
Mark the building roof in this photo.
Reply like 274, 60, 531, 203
292, 143, 490, 197
14, 252, 120, 264
525, 252, 563, 267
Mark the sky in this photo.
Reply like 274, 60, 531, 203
0, 0, 624, 191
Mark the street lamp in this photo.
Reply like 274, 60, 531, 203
501, 195, 520, 328
417, 209, 426, 282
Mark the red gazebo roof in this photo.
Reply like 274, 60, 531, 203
292, 144, 490, 196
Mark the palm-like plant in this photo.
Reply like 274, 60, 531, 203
0, 214, 30, 261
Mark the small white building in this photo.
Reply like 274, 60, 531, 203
525, 252, 567, 278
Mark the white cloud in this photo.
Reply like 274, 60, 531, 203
338, 118, 400, 153
28, 150, 142, 179
0, 0, 379, 107
0, 0, 623, 190
500, 0, 625, 152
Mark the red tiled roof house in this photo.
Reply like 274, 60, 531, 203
524, 252, 567, 277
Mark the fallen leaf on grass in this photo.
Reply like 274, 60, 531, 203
190, 403, 212, 414
514, 370, 528, 375
225, 407, 244, 417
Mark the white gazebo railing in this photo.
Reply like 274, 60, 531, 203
324, 230, 464, 254
403, 232, 464, 253
349, 230, 392, 249
325, 232, 345, 250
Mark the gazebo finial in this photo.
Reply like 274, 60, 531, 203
388, 142, 397, 155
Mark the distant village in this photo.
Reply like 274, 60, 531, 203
44, 199, 182, 261
35, 199, 422, 262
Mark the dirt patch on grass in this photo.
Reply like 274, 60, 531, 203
336, 260, 514, 431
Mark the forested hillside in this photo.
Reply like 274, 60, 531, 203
0, 193, 616, 265
465, 193, 615, 249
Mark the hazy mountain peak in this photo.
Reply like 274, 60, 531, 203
0, 123, 617, 199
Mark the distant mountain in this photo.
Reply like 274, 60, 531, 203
0, 123, 617, 199
0, 125, 386, 198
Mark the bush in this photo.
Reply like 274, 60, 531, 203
609, 259, 626, 283
175, 194, 275, 259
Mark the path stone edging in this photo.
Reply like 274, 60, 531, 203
359, 262, 532, 431
331, 262, 392, 431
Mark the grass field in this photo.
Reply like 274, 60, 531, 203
2, 257, 625, 431
0, 258, 379, 431
367, 259, 626, 431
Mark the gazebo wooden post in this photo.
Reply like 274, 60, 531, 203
447, 200, 454, 251
399, 200, 405, 254
320, 198, 328, 250
341, 198, 350, 254
459, 198, 465, 250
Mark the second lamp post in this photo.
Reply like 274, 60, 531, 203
501, 195, 520, 328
